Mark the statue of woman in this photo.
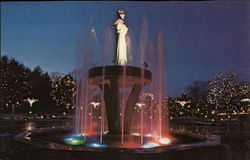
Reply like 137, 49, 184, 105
113, 10, 128, 65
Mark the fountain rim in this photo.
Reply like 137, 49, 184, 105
88, 65, 152, 86
15, 127, 221, 153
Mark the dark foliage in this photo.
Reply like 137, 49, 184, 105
0, 56, 75, 115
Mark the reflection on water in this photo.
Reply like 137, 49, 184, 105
22, 122, 36, 131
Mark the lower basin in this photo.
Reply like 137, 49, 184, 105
14, 127, 231, 160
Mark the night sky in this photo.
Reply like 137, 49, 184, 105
1, 1, 249, 96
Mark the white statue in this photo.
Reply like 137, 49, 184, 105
113, 10, 128, 65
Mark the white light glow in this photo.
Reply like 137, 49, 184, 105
25, 98, 38, 107
158, 138, 171, 145
241, 98, 250, 102
143, 142, 159, 148
87, 143, 107, 148
90, 101, 101, 109
136, 103, 146, 108
176, 100, 191, 107
131, 132, 140, 136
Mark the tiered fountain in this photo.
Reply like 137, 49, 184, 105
71, 9, 172, 148
15, 10, 230, 160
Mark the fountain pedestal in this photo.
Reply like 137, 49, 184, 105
88, 65, 152, 134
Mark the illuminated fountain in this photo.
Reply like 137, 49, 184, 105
70, 9, 172, 148
15, 10, 229, 160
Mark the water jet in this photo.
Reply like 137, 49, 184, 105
14, 10, 230, 160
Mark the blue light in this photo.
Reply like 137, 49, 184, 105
72, 134, 85, 138
64, 137, 74, 142
87, 143, 107, 148
142, 142, 159, 148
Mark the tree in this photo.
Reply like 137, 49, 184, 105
0, 56, 78, 115
186, 81, 209, 104
207, 72, 249, 118
186, 80, 210, 117
0, 56, 32, 113
166, 96, 178, 118
30, 66, 53, 114
50, 74, 76, 114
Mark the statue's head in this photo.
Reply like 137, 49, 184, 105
117, 10, 125, 20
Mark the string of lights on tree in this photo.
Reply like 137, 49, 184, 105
1, 56, 249, 118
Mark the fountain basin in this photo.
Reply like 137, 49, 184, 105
13, 127, 231, 160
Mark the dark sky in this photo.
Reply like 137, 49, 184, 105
1, 1, 249, 96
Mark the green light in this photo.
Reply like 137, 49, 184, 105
131, 132, 140, 136
64, 138, 85, 146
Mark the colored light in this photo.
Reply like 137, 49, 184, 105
143, 142, 159, 148
64, 137, 84, 145
87, 143, 107, 148
64, 138, 73, 141
158, 138, 171, 145
131, 132, 140, 136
